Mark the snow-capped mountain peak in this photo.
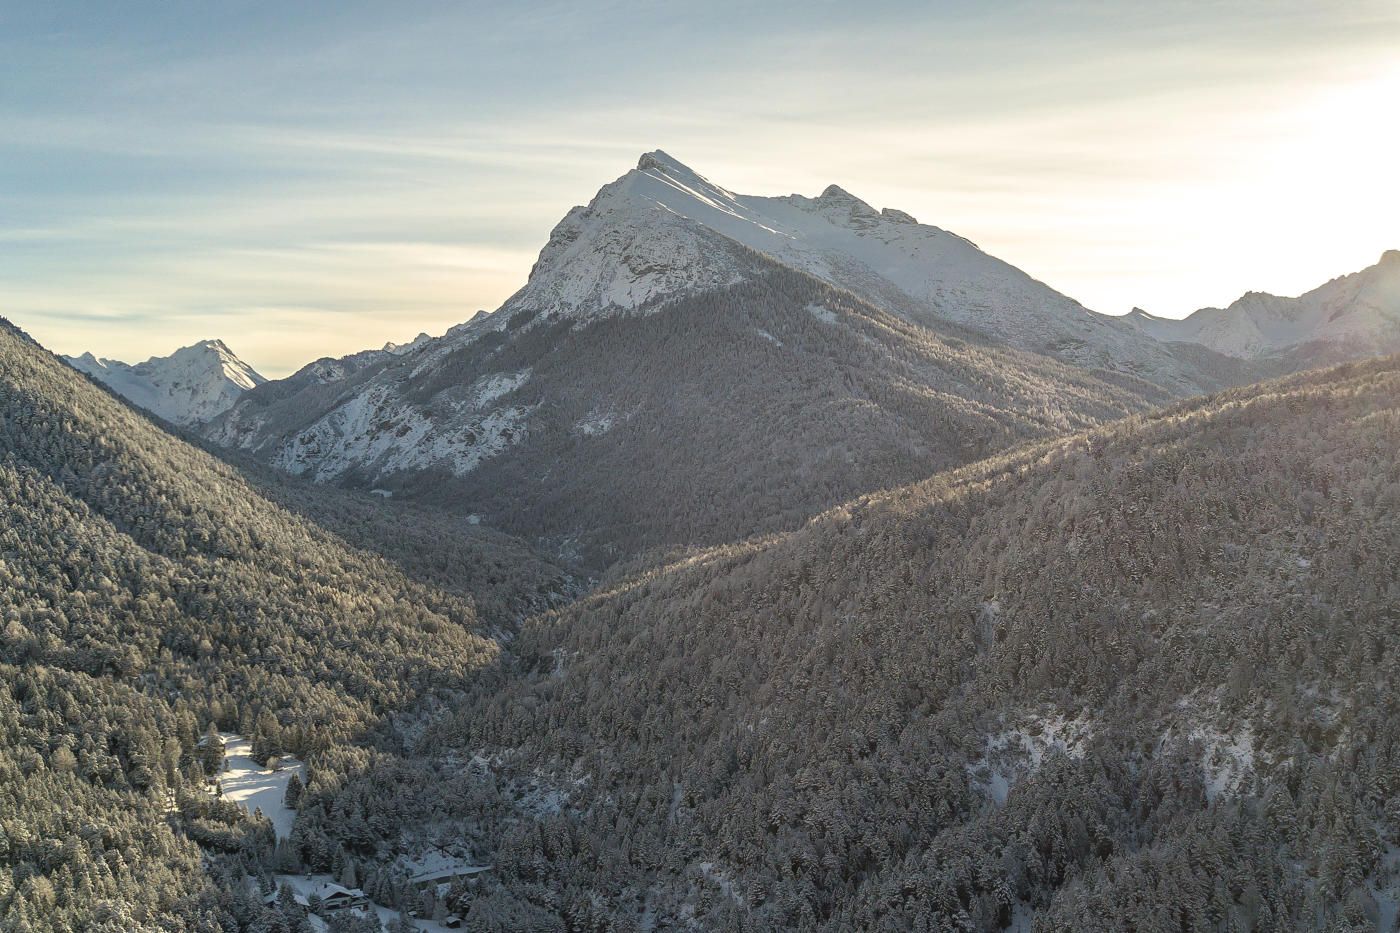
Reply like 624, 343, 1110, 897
1128, 250, 1400, 360
490, 150, 1214, 392
65, 339, 266, 425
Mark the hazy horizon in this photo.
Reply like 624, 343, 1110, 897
5, 0, 1398, 377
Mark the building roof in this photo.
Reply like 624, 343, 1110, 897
409, 865, 492, 884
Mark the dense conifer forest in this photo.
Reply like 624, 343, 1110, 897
5, 310, 1400, 930
0, 319, 562, 931
306, 355, 1399, 930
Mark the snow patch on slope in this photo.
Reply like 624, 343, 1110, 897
575, 410, 616, 436
968, 712, 1094, 805
272, 383, 529, 482
1189, 724, 1257, 803
470, 369, 530, 408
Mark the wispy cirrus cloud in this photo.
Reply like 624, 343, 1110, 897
3, 0, 1397, 374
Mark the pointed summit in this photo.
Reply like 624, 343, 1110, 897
818, 184, 859, 201
637, 149, 690, 174
64, 340, 265, 425
633, 149, 731, 198
492, 151, 1217, 393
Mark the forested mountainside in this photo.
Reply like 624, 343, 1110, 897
0, 319, 564, 931
209, 263, 1163, 569
290, 354, 1400, 930
211, 453, 577, 629
1127, 250, 1400, 363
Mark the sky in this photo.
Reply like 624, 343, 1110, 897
3, 1, 1398, 377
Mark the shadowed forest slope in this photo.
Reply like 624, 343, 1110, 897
365, 355, 1400, 930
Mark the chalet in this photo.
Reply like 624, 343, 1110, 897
265, 880, 371, 915
315, 883, 370, 914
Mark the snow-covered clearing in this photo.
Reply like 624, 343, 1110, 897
1373, 841, 1400, 933
967, 713, 1094, 805
575, 410, 616, 436
395, 850, 491, 885
1187, 724, 1257, 803
213, 733, 304, 839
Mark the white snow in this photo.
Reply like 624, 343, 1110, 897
575, 410, 616, 436
1186, 724, 1257, 803
65, 339, 265, 425
469, 369, 530, 408
968, 712, 1094, 805
696, 861, 746, 908
211, 733, 304, 840
494, 150, 1205, 390
1126, 249, 1400, 358
1372, 841, 1400, 933
270, 383, 530, 482
394, 851, 491, 885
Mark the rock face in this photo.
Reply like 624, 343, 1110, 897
1125, 250, 1400, 362
65, 339, 265, 425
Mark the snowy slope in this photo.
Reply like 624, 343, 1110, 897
201, 151, 1264, 562
492, 150, 1216, 392
65, 339, 265, 425
206, 255, 1160, 566
1126, 250, 1400, 359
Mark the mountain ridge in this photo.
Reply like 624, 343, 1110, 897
1126, 249, 1400, 360
206, 257, 1160, 568
494, 150, 1230, 394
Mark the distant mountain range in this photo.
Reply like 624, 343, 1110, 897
1126, 249, 1400, 361
65, 153, 1398, 567
64, 338, 265, 425
196, 152, 1215, 566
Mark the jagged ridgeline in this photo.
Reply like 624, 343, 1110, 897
352, 355, 1398, 930
0, 319, 536, 930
